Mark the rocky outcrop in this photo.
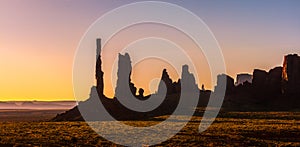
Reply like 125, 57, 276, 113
157, 69, 181, 95
252, 69, 268, 94
282, 54, 300, 96
181, 65, 198, 93
114, 53, 137, 99
251, 67, 282, 98
214, 74, 235, 95
157, 69, 174, 95
266, 67, 282, 95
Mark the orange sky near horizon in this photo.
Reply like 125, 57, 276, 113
0, 0, 299, 101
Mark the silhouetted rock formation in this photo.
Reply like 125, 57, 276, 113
52, 86, 99, 121
252, 69, 268, 94
282, 54, 300, 96
96, 39, 104, 98
235, 73, 252, 86
136, 88, 150, 101
157, 69, 173, 95
215, 74, 235, 95
221, 67, 284, 110
181, 65, 198, 93
53, 39, 108, 121
157, 69, 181, 95
266, 67, 282, 95
115, 53, 137, 99
220, 54, 300, 111
52, 38, 300, 122
251, 67, 283, 99
53, 38, 209, 121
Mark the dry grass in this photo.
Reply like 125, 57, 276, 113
0, 112, 300, 146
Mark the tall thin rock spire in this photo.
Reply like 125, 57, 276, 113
96, 38, 104, 97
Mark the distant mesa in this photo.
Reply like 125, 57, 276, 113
222, 54, 300, 111
235, 73, 253, 86
52, 39, 300, 121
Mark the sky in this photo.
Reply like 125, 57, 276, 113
0, 0, 299, 101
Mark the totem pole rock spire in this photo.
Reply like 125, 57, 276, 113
96, 38, 104, 97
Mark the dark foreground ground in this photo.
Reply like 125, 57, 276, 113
0, 110, 300, 146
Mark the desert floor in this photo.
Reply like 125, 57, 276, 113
0, 110, 299, 146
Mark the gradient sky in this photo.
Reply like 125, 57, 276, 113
0, 0, 299, 101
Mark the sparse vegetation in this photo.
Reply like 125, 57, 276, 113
0, 112, 300, 146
